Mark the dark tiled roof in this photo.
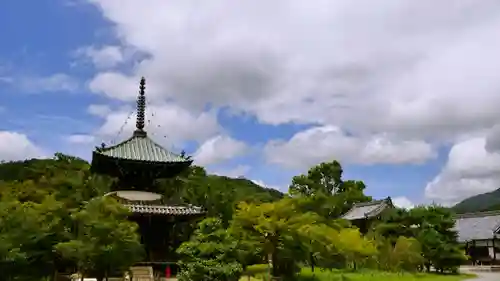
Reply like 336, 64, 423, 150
104, 191, 205, 216
95, 134, 190, 164
126, 204, 205, 216
342, 197, 392, 220
453, 211, 500, 242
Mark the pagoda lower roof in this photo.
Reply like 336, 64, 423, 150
104, 191, 205, 216
94, 133, 191, 164
126, 203, 205, 216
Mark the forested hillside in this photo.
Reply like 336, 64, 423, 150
452, 188, 500, 214
0, 153, 283, 220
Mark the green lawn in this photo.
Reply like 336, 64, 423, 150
241, 268, 476, 281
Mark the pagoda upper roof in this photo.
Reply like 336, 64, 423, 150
92, 77, 191, 166
95, 133, 190, 164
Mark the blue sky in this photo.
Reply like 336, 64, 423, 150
2, 0, 500, 208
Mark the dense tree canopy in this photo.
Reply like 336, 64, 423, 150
375, 205, 467, 273
0, 153, 283, 281
0, 154, 468, 280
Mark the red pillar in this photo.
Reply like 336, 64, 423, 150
165, 265, 171, 279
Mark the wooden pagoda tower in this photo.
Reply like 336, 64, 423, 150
90, 77, 205, 274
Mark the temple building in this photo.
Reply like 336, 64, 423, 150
453, 211, 500, 265
344, 198, 500, 265
341, 197, 394, 233
90, 77, 205, 277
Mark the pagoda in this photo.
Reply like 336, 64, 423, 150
90, 77, 205, 273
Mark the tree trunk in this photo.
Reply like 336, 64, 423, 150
271, 249, 279, 277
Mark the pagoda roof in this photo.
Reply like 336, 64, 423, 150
91, 77, 191, 166
341, 197, 393, 220
95, 134, 190, 164
104, 191, 205, 216
126, 203, 204, 216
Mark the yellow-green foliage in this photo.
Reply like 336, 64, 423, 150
244, 264, 269, 277
296, 268, 472, 281
334, 228, 378, 267
242, 268, 473, 281
376, 236, 424, 272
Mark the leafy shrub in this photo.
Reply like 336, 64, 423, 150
177, 218, 244, 281
177, 259, 242, 281
377, 236, 424, 272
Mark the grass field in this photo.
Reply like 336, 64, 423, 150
240, 267, 476, 281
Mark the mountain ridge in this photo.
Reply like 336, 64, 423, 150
452, 188, 500, 214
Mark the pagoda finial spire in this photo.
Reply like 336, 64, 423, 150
134, 77, 147, 137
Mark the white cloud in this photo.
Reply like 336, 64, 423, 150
212, 165, 251, 178
251, 179, 283, 191
264, 126, 435, 169
75, 45, 125, 69
83, 0, 500, 201
0, 131, 45, 161
87, 104, 112, 117
95, 103, 220, 148
392, 196, 414, 209
0, 77, 12, 83
425, 138, 500, 205
193, 135, 248, 166
18, 73, 79, 93
486, 125, 500, 153
86, 0, 500, 141
66, 134, 96, 144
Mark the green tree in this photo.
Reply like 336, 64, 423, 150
289, 160, 343, 196
176, 218, 244, 281
411, 205, 466, 273
376, 205, 466, 273
392, 237, 424, 271
55, 196, 143, 281
289, 160, 371, 219
158, 165, 283, 226
0, 195, 67, 281
232, 199, 332, 278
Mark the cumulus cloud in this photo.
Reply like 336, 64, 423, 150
95, 103, 221, 147
87, 104, 112, 117
212, 165, 251, 178
66, 134, 96, 144
392, 196, 415, 209
425, 138, 500, 205
194, 135, 248, 166
86, 0, 500, 141
83, 0, 500, 201
486, 125, 500, 153
18, 73, 79, 93
0, 131, 45, 161
251, 179, 284, 191
75, 45, 125, 69
264, 126, 435, 169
